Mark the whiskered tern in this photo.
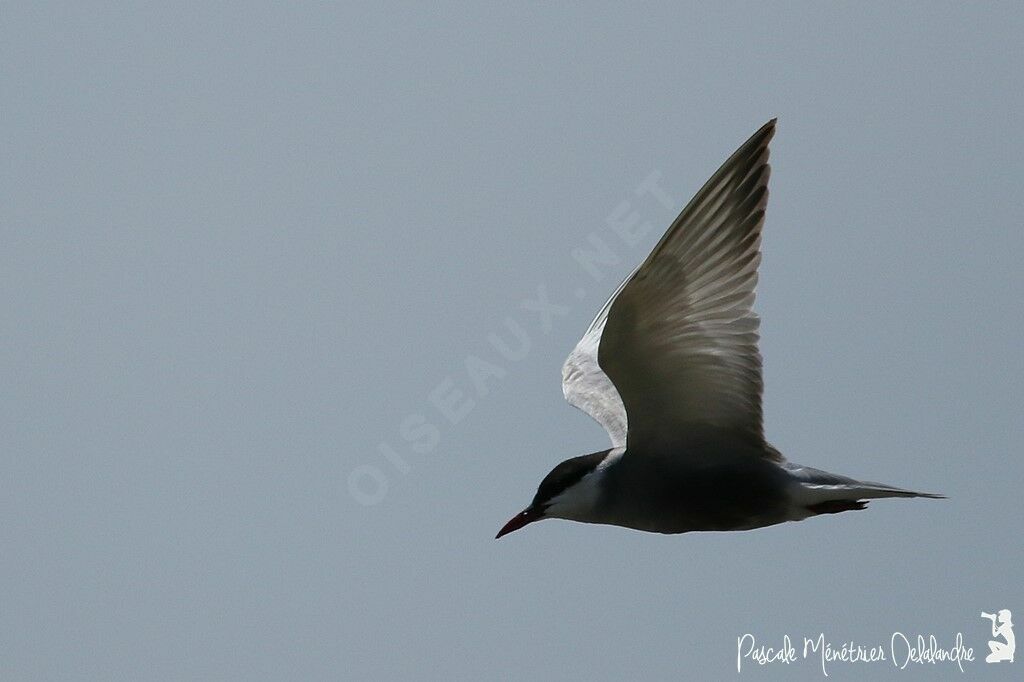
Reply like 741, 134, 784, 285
497, 120, 942, 539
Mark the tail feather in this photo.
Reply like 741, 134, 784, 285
850, 484, 945, 500
784, 463, 945, 513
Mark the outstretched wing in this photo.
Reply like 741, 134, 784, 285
597, 120, 777, 456
560, 265, 638, 447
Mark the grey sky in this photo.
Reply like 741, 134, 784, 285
2, 3, 1022, 680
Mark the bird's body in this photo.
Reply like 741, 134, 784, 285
497, 120, 942, 539
546, 440, 790, 534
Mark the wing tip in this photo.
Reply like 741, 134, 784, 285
752, 118, 777, 148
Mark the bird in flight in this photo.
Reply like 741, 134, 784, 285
497, 120, 942, 539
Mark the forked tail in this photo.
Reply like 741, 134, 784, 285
783, 463, 945, 517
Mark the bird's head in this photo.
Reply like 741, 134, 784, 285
495, 451, 608, 538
